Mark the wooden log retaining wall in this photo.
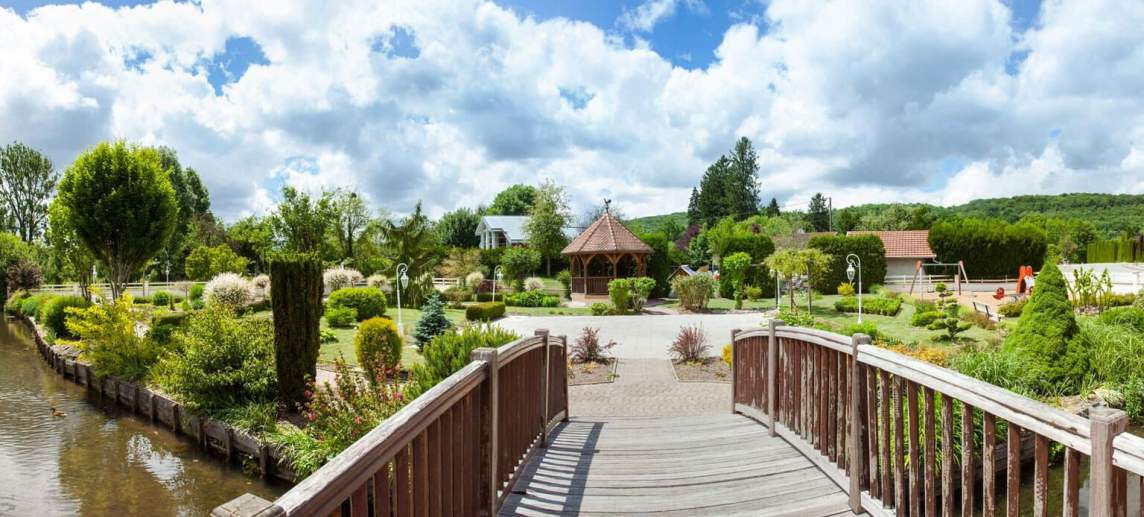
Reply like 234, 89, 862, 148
731, 321, 1144, 517
15, 315, 296, 483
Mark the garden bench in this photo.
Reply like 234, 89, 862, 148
972, 301, 1001, 322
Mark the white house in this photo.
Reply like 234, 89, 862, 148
475, 215, 581, 249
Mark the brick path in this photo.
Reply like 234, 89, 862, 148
570, 358, 731, 417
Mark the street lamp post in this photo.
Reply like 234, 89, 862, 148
396, 263, 410, 333
846, 253, 863, 324
492, 266, 503, 302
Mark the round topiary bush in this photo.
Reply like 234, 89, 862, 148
204, 273, 255, 309
323, 266, 363, 292
324, 305, 357, 328
355, 317, 403, 375
327, 287, 386, 321
39, 295, 90, 338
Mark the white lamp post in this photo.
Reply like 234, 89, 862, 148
846, 253, 863, 324
492, 266, 503, 302
396, 263, 410, 333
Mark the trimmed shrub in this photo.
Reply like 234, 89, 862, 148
354, 317, 403, 377
997, 299, 1027, 318
911, 310, 943, 327
270, 252, 324, 406
668, 324, 709, 362
465, 302, 505, 321
323, 266, 363, 292
608, 278, 633, 315
523, 277, 545, 292
326, 287, 387, 321
204, 273, 255, 308
504, 291, 559, 307
154, 307, 277, 412
672, 274, 716, 312
324, 306, 357, 328
152, 291, 173, 306
407, 325, 518, 398
929, 218, 1047, 279
807, 234, 887, 294
1003, 261, 1083, 392
571, 326, 616, 363
744, 286, 763, 300
720, 231, 776, 295
843, 321, 880, 339
442, 286, 472, 308
834, 296, 902, 316
413, 292, 453, 347
40, 295, 90, 338
590, 302, 611, 316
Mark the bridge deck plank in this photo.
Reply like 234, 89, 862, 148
499, 414, 854, 516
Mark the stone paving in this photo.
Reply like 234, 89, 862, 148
570, 358, 730, 417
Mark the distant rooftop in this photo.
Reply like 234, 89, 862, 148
848, 230, 936, 258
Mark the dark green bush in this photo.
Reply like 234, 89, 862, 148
465, 302, 505, 321
505, 290, 559, 307
720, 232, 776, 296
355, 317, 403, 376
807, 234, 887, 294
479, 247, 504, 270
929, 218, 1047, 278
152, 291, 173, 306
154, 307, 277, 413
270, 252, 323, 406
326, 287, 386, 321
556, 270, 572, 298
911, 310, 943, 327
1003, 261, 1083, 392
148, 311, 192, 343
407, 325, 518, 398
834, 296, 901, 316
324, 306, 357, 328
40, 295, 90, 338
189, 283, 205, 300
20, 294, 54, 319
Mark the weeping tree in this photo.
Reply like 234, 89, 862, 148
56, 141, 177, 299
764, 248, 832, 312
270, 252, 323, 406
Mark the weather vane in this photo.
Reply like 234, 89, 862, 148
604, 198, 612, 214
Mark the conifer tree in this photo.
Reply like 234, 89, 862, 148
413, 291, 453, 348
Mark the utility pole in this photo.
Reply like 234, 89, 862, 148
828, 197, 833, 233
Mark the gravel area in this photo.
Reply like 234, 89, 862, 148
568, 359, 617, 386
671, 357, 731, 383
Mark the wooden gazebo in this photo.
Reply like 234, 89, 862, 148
562, 208, 653, 298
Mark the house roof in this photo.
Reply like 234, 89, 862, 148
848, 230, 936, 259
476, 215, 582, 242
562, 211, 652, 255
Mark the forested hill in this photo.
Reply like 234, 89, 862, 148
626, 193, 1144, 236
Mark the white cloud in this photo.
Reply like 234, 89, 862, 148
0, 0, 1142, 222
618, 0, 706, 33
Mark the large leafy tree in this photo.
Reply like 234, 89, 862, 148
46, 200, 96, 299
526, 180, 572, 275
486, 184, 536, 215
227, 216, 274, 273
331, 189, 370, 261
184, 244, 248, 280
0, 232, 34, 302
56, 141, 178, 299
436, 207, 481, 248
380, 202, 440, 306
272, 186, 335, 253
807, 193, 831, 232
0, 141, 57, 242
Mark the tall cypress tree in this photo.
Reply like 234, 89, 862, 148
808, 193, 831, 232
270, 251, 323, 406
765, 198, 781, 217
686, 187, 701, 226
727, 137, 760, 220
696, 156, 731, 227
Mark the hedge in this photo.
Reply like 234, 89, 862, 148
928, 218, 1047, 279
327, 287, 387, 321
834, 296, 902, 316
504, 291, 559, 307
807, 234, 886, 294
465, 302, 506, 322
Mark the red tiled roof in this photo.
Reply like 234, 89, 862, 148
562, 212, 652, 255
848, 230, 936, 259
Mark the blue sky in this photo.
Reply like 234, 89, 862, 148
2, 0, 1142, 221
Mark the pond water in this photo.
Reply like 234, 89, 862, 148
0, 317, 287, 516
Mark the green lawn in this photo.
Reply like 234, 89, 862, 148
318, 318, 428, 368
790, 294, 1007, 347
505, 305, 594, 316
661, 296, 778, 312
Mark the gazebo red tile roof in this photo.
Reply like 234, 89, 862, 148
562, 212, 652, 255
848, 230, 936, 259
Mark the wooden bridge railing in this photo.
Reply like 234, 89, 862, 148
732, 320, 1144, 517
213, 330, 567, 517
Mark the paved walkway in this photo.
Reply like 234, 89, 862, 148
496, 313, 766, 359
499, 414, 855, 516
570, 359, 729, 417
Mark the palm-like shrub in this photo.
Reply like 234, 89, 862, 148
323, 266, 363, 292
465, 271, 484, 290
354, 317, 403, 378
204, 273, 255, 309
366, 274, 391, 293
413, 292, 453, 348
668, 324, 710, 362
326, 287, 386, 321
571, 327, 616, 363
407, 325, 518, 398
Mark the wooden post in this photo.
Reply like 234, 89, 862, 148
535, 329, 550, 448
848, 333, 869, 513
1089, 406, 1128, 517
561, 335, 570, 422
768, 320, 782, 436
471, 347, 500, 517
731, 328, 740, 414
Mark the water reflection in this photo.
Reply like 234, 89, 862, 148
0, 317, 286, 516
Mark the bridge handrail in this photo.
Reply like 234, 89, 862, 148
213, 330, 568, 517
732, 321, 1140, 517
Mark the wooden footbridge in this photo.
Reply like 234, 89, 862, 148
215, 326, 1144, 517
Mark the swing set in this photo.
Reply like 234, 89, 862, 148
908, 260, 970, 297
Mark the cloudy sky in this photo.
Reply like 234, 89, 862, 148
2, 0, 1143, 222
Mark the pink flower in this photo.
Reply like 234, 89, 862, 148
354, 415, 363, 425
